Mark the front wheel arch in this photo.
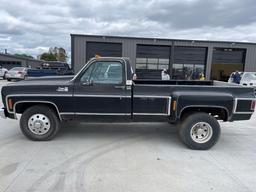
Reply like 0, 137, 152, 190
15, 102, 62, 121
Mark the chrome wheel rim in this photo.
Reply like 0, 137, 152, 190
28, 114, 51, 135
190, 122, 213, 143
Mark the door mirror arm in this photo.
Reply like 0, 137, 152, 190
82, 79, 94, 86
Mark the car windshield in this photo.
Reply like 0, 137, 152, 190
10, 67, 25, 71
243, 73, 256, 80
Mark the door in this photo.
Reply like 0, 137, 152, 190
74, 60, 131, 116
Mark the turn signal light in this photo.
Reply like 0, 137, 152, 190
172, 100, 177, 111
251, 100, 256, 111
8, 98, 13, 110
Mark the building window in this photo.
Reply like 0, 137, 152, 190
136, 58, 169, 71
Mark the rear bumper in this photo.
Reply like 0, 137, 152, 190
0, 108, 6, 119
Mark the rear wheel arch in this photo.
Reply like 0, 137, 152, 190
14, 101, 62, 121
179, 106, 229, 121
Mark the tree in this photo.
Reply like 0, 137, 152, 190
14, 53, 34, 59
49, 47, 68, 62
40, 53, 57, 61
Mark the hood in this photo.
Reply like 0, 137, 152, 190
1, 76, 75, 100
8, 75, 74, 86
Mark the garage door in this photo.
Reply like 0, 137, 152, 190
86, 42, 122, 61
211, 48, 246, 81
136, 45, 171, 79
172, 46, 207, 80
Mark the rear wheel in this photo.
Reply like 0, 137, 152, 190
179, 112, 220, 150
20, 105, 60, 141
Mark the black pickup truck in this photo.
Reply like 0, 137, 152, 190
1, 57, 255, 149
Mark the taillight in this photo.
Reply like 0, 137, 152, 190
18, 71, 22, 74
251, 100, 256, 111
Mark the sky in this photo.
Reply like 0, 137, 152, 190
1, 0, 256, 62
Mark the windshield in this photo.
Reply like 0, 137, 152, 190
243, 73, 256, 80
10, 67, 25, 71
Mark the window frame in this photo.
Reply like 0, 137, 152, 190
78, 60, 125, 86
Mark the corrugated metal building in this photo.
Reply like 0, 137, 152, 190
0, 53, 44, 69
71, 34, 256, 80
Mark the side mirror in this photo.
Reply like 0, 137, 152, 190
82, 79, 94, 86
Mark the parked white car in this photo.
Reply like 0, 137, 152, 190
228, 72, 256, 87
240, 72, 256, 87
0, 67, 8, 79
5, 67, 28, 81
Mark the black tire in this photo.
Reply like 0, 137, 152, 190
20, 105, 60, 141
179, 112, 220, 150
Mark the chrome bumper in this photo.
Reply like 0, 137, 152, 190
0, 108, 7, 119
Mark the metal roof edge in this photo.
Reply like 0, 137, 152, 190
70, 34, 256, 46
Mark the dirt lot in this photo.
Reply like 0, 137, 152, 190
0, 80, 256, 192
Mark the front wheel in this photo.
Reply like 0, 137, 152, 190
179, 112, 220, 150
20, 105, 60, 141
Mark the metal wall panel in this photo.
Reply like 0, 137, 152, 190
86, 42, 122, 61
244, 46, 256, 72
174, 46, 207, 64
71, 34, 256, 78
136, 44, 171, 58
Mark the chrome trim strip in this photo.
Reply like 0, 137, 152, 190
60, 112, 168, 116
59, 112, 74, 115
167, 97, 172, 116
74, 94, 130, 98
74, 94, 169, 98
133, 95, 169, 98
7, 94, 72, 97
71, 57, 129, 82
133, 113, 168, 116
133, 84, 255, 88
12, 100, 62, 120
233, 112, 254, 114
75, 113, 130, 116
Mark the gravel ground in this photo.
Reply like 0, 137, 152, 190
0, 79, 256, 192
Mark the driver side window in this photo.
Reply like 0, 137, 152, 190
80, 61, 124, 85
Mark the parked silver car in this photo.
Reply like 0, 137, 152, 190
0, 67, 8, 79
5, 67, 28, 81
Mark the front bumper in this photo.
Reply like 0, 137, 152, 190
0, 108, 7, 119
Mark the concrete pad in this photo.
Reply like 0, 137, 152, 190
0, 80, 256, 192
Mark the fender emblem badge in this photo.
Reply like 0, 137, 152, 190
57, 87, 69, 92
